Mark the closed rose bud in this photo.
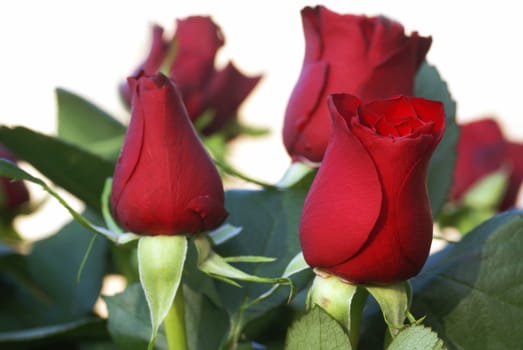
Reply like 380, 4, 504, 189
0, 145, 30, 218
450, 117, 523, 210
110, 73, 228, 236
121, 17, 260, 137
283, 5, 432, 163
169, 16, 261, 136
300, 94, 445, 284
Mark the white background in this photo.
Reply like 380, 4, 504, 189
1, 1, 522, 237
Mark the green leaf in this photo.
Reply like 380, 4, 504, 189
0, 317, 107, 348
26, 214, 109, 320
56, 88, 126, 159
411, 210, 523, 349
285, 306, 352, 350
138, 235, 187, 349
387, 325, 446, 350
0, 126, 115, 213
210, 175, 315, 348
0, 214, 108, 331
106, 282, 228, 350
86, 135, 126, 161
219, 176, 313, 301
414, 61, 459, 217
0, 160, 139, 244
183, 284, 229, 350
0, 246, 49, 311
105, 283, 168, 350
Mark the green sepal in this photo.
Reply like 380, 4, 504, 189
364, 280, 411, 338
207, 223, 243, 245
276, 161, 316, 189
193, 234, 293, 290
307, 270, 368, 348
137, 235, 188, 350
101, 177, 123, 234
245, 251, 309, 309
462, 169, 509, 209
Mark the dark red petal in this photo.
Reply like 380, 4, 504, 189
301, 6, 324, 61
409, 97, 445, 139
450, 118, 507, 201
359, 32, 432, 100
300, 95, 382, 268
395, 147, 434, 276
330, 117, 437, 283
111, 77, 146, 211
188, 195, 229, 232
283, 61, 329, 162
119, 25, 170, 106
170, 16, 224, 89
141, 25, 169, 74
367, 16, 407, 65
200, 62, 262, 135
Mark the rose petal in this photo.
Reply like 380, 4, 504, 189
300, 95, 382, 267
111, 76, 146, 210
283, 61, 329, 162
395, 151, 434, 278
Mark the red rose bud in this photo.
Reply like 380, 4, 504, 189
449, 117, 523, 210
121, 17, 261, 137
283, 5, 432, 163
110, 73, 228, 236
0, 145, 30, 217
300, 94, 445, 284
169, 16, 261, 135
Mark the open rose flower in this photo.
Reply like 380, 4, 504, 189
283, 5, 432, 163
300, 94, 445, 284
111, 73, 228, 236
0, 144, 30, 220
120, 16, 261, 137
449, 117, 523, 210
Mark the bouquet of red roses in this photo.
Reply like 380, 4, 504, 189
0, 4, 521, 350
